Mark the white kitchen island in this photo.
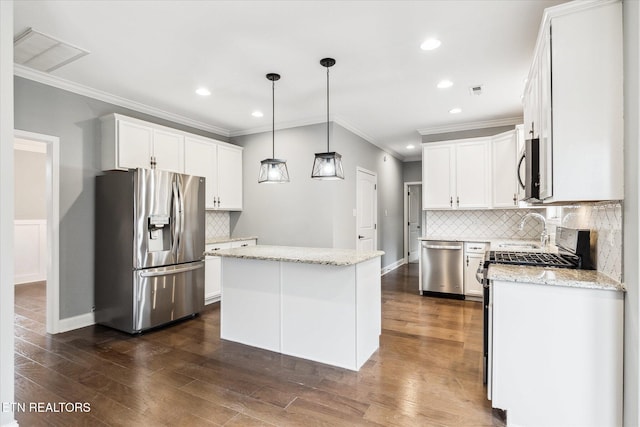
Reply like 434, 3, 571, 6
208, 245, 384, 371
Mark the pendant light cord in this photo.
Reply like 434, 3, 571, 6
272, 78, 275, 159
326, 65, 330, 152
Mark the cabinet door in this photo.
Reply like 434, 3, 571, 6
153, 129, 184, 173
204, 242, 230, 303
185, 138, 217, 209
523, 64, 540, 140
464, 254, 483, 297
117, 120, 153, 169
216, 145, 243, 210
422, 144, 454, 209
491, 130, 518, 208
456, 140, 490, 209
538, 29, 553, 200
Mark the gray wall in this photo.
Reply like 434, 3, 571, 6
421, 125, 515, 143
624, 0, 640, 425
403, 161, 421, 183
14, 76, 229, 319
230, 122, 405, 267
14, 149, 46, 219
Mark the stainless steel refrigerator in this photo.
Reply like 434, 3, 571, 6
95, 168, 205, 333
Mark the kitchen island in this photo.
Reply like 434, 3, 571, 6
207, 245, 384, 371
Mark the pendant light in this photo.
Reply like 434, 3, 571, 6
258, 73, 290, 183
311, 58, 344, 180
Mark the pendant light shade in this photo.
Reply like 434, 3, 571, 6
312, 58, 344, 180
259, 73, 289, 184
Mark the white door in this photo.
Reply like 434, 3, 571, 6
216, 144, 243, 210
184, 137, 217, 209
422, 144, 454, 209
117, 120, 152, 169
408, 184, 422, 263
356, 168, 377, 251
152, 129, 184, 173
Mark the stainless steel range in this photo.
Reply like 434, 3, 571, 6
479, 226, 593, 385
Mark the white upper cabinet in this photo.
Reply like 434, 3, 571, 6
184, 136, 243, 211
216, 144, 243, 211
492, 130, 518, 208
422, 137, 490, 210
101, 114, 184, 172
422, 144, 454, 209
522, 0, 623, 203
101, 113, 243, 211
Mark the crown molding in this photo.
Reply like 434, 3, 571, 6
14, 64, 232, 137
417, 116, 522, 136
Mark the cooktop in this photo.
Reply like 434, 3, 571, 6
487, 251, 582, 269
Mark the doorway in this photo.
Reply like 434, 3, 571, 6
404, 182, 422, 263
356, 167, 378, 251
14, 130, 60, 334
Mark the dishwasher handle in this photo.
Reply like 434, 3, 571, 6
423, 244, 463, 250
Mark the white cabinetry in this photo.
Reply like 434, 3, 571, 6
184, 137, 243, 211
101, 114, 184, 173
491, 130, 518, 208
522, 0, 623, 202
422, 138, 490, 210
463, 242, 486, 300
490, 280, 623, 427
204, 239, 256, 304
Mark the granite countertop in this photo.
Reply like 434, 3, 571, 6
205, 245, 385, 266
205, 236, 258, 245
488, 264, 625, 292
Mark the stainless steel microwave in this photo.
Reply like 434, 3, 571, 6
517, 138, 540, 201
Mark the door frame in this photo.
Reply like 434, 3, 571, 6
356, 167, 378, 250
14, 129, 60, 334
404, 181, 422, 264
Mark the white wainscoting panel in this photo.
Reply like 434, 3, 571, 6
14, 220, 47, 284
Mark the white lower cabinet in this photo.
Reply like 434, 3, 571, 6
490, 280, 623, 426
204, 239, 256, 304
463, 242, 486, 300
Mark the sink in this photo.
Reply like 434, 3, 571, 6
497, 243, 541, 250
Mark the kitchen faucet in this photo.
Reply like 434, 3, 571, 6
518, 212, 548, 247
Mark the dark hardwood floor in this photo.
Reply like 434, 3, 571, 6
14, 265, 504, 426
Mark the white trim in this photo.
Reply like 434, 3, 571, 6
56, 312, 95, 334
403, 181, 422, 264
417, 116, 522, 136
14, 64, 231, 137
381, 258, 406, 276
14, 129, 61, 334
14, 137, 46, 153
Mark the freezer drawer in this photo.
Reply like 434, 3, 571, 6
96, 261, 204, 333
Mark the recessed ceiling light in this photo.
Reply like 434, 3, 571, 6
437, 79, 453, 89
406, 144, 415, 150
449, 107, 462, 114
420, 38, 441, 51
195, 87, 211, 96
251, 111, 264, 118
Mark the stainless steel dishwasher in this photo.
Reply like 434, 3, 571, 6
419, 240, 464, 299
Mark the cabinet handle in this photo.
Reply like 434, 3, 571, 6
241, 244, 248, 247
456, 196, 460, 207
466, 256, 469, 267
450, 196, 453, 207
513, 193, 517, 205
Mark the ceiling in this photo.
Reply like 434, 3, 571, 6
13, 0, 566, 161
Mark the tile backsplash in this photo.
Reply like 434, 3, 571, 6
425, 208, 547, 241
205, 211, 230, 240
557, 202, 622, 282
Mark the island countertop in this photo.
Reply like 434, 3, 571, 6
206, 245, 384, 266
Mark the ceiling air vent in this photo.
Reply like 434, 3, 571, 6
469, 85, 484, 96
14, 28, 89, 73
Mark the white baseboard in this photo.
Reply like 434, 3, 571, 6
205, 295, 221, 305
56, 311, 95, 334
381, 259, 406, 276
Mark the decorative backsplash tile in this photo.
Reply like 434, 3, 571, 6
558, 202, 622, 282
205, 211, 230, 240
424, 208, 547, 240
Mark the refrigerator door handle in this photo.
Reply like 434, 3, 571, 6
171, 180, 181, 256
139, 262, 204, 278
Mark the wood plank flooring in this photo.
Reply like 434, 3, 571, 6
13, 265, 504, 426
